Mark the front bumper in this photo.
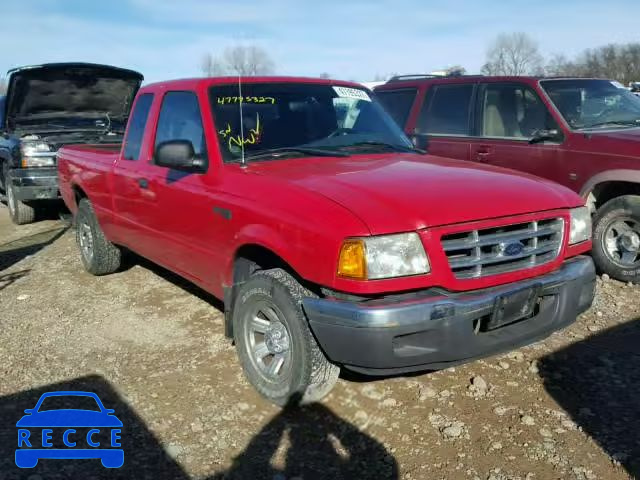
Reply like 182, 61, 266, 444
303, 256, 596, 375
9, 167, 59, 201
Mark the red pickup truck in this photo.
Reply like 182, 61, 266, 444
375, 75, 640, 282
58, 77, 595, 405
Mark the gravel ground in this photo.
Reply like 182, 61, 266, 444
0, 204, 638, 480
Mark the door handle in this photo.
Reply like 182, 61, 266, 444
137, 178, 149, 189
475, 146, 493, 162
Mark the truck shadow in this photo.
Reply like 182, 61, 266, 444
205, 394, 398, 480
538, 317, 640, 477
0, 226, 68, 272
0, 376, 397, 479
0, 374, 189, 479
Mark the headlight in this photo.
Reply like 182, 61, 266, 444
569, 206, 592, 244
338, 233, 430, 280
21, 141, 51, 156
20, 142, 55, 167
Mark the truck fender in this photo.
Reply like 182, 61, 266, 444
225, 224, 299, 286
222, 224, 304, 338
579, 169, 640, 199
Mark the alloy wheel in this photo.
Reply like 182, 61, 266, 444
602, 217, 640, 268
243, 300, 293, 383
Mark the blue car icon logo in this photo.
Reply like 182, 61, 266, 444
15, 391, 124, 468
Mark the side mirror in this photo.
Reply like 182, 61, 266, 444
155, 140, 206, 172
529, 129, 562, 144
105, 409, 115, 414
24, 409, 34, 414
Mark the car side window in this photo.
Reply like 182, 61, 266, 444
416, 84, 474, 135
122, 93, 154, 160
375, 89, 417, 127
480, 84, 557, 139
154, 91, 207, 162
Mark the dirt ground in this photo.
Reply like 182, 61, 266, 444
0, 203, 638, 480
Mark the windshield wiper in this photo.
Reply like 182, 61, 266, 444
340, 141, 425, 154
242, 146, 351, 162
580, 119, 640, 129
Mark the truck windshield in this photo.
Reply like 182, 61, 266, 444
541, 79, 640, 130
209, 83, 414, 162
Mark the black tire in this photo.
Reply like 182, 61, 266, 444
6, 180, 36, 225
75, 198, 121, 275
233, 268, 340, 406
592, 195, 640, 283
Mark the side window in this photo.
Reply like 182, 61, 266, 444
154, 91, 207, 162
375, 89, 417, 127
480, 84, 557, 139
122, 93, 154, 160
416, 84, 474, 135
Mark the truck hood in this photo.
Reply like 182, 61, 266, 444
248, 154, 582, 234
578, 128, 640, 158
4, 63, 143, 131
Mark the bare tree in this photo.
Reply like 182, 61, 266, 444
544, 43, 640, 84
319, 72, 331, 79
200, 53, 226, 77
372, 73, 398, 82
441, 65, 467, 76
222, 45, 275, 76
200, 45, 275, 77
481, 32, 544, 76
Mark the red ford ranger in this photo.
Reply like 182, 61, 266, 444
58, 77, 595, 405
375, 75, 640, 282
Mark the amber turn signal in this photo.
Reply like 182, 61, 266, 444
337, 239, 366, 279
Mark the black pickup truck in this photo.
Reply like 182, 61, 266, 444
0, 63, 143, 224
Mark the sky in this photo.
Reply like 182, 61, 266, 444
0, 0, 637, 83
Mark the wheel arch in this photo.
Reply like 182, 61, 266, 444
580, 170, 640, 211
72, 183, 89, 209
223, 236, 313, 339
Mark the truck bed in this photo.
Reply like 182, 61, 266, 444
57, 143, 121, 217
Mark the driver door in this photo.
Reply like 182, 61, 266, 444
135, 90, 222, 283
468, 82, 569, 187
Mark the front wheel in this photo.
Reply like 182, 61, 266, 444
233, 268, 340, 406
592, 195, 640, 282
6, 181, 36, 225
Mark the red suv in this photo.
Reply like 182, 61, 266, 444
375, 75, 640, 282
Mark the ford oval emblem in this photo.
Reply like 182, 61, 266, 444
501, 241, 525, 256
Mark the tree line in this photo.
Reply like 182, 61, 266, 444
482, 32, 640, 85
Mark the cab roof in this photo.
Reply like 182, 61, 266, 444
140, 76, 368, 92
376, 74, 611, 90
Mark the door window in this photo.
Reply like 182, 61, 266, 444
122, 93, 154, 160
154, 91, 207, 162
480, 84, 557, 139
375, 89, 417, 126
416, 84, 474, 135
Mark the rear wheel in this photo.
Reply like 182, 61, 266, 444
75, 198, 121, 275
592, 195, 640, 283
233, 268, 340, 406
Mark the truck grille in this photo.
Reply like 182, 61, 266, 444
441, 218, 564, 279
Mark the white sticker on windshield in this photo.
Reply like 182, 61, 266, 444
611, 80, 626, 89
333, 86, 371, 102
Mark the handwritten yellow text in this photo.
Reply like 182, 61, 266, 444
218, 113, 262, 151
216, 96, 276, 105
